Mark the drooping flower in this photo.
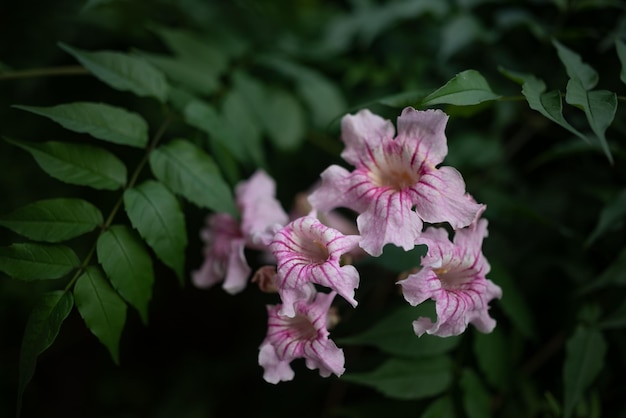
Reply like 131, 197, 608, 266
192, 170, 288, 294
270, 215, 361, 317
397, 215, 502, 337
308, 107, 484, 256
258, 291, 345, 383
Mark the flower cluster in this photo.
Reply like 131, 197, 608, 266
193, 107, 502, 383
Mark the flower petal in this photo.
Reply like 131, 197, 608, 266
259, 342, 295, 384
222, 240, 252, 294
341, 109, 395, 166
308, 165, 354, 213
396, 107, 449, 166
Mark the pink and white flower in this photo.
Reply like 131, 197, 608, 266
259, 291, 345, 383
192, 170, 288, 294
270, 215, 361, 317
308, 107, 483, 256
397, 216, 502, 337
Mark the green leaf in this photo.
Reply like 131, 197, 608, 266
14, 102, 149, 148
263, 89, 306, 151
340, 304, 461, 357
17, 291, 73, 411
343, 356, 452, 400
553, 40, 599, 90
0, 243, 79, 280
421, 70, 500, 106
5, 137, 127, 190
97, 225, 154, 324
563, 327, 606, 418
59, 43, 168, 102
616, 40, 626, 86
74, 266, 127, 364
580, 247, 626, 293
123, 180, 187, 282
500, 68, 589, 145
565, 78, 616, 163
149, 139, 236, 215
367, 243, 427, 273
489, 264, 535, 339
183, 100, 249, 163
586, 188, 626, 245
153, 27, 228, 75
473, 328, 512, 389
0, 198, 102, 242
421, 396, 456, 418
460, 369, 492, 418
221, 88, 265, 166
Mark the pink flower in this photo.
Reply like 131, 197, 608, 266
397, 216, 502, 337
308, 107, 483, 256
270, 215, 361, 317
258, 291, 345, 383
192, 170, 288, 294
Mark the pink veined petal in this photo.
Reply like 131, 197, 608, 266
304, 338, 345, 378
191, 253, 224, 289
308, 165, 354, 213
341, 109, 395, 166
278, 284, 316, 318
258, 342, 295, 384
396, 107, 449, 166
397, 268, 442, 307
222, 239, 252, 295
412, 166, 483, 229
356, 188, 422, 256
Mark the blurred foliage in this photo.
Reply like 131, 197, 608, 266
1, 0, 626, 417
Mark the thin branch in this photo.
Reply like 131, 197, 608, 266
0, 66, 89, 81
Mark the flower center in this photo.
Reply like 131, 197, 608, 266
300, 239, 330, 263
368, 144, 420, 191
288, 314, 318, 341
371, 168, 419, 190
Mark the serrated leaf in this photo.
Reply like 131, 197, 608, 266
421, 70, 500, 106
263, 89, 306, 151
586, 188, 626, 245
617, 40, 626, 86
97, 225, 154, 324
60, 43, 168, 102
184, 100, 249, 163
149, 139, 236, 215
473, 328, 512, 389
17, 291, 73, 411
500, 68, 589, 145
340, 304, 461, 357
74, 266, 127, 364
0, 198, 102, 242
343, 356, 452, 400
563, 327, 606, 418
460, 369, 491, 418
553, 40, 599, 90
14, 102, 148, 148
565, 78, 616, 163
5, 137, 127, 190
0, 243, 79, 280
123, 180, 187, 281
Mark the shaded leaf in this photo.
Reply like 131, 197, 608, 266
340, 303, 461, 358
461, 369, 492, 418
0, 243, 79, 280
600, 300, 626, 329
421, 70, 500, 106
60, 43, 168, 102
617, 40, 626, 86
565, 78, 616, 163
184, 100, 249, 163
149, 138, 236, 215
153, 27, 228, 75
17, 291, 73, 411
473, 327, 513, 389
14, 102, 148, 148
263, 89, 306, 151
553, 40, 599, 90
0, 198, 102, 242
421, 396, 456, 418
5, 137, 127, 190
74, 266, 127, 364
343, 356, 452, 400
489, 264, 535, 339
586, 188, 626, 245
500, 68, 589, 145
97, 225, 154, 324
123, 180, 187, 281
580, 247, 626, 293
367, 243, 427, 273
563, 327, 606, 418
221, 88, 265, 166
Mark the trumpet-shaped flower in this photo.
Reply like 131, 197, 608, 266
270, 215, 361, 317
258, 291, 345, 383
309, 107, 483, 256
192, 170, 288, 294
398, 217, 502, 337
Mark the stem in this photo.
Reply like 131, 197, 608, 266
63, 112, 173, 291
0, 66, 89, 81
